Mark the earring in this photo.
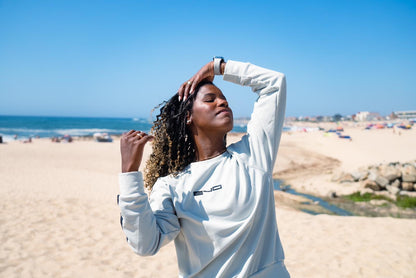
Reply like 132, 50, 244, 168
186, 120, 191, 124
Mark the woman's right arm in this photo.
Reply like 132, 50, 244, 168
119, 130, 180, 256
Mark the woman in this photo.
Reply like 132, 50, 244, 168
118, 58, 290, 277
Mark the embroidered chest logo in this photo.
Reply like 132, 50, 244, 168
193, 185, 223, 196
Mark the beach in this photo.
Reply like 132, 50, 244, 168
1, 124, 416, 277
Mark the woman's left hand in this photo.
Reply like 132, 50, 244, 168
178, 61, 215, 101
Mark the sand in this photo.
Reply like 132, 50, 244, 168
1, 125, 416, 277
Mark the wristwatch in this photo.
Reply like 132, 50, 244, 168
213, 56, 225, 75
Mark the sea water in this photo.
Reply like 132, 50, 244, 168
0, 115, 250, 142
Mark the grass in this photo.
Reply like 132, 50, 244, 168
344, 192, 416, 209
396, 195, 416, 209
344, 192, 392, 202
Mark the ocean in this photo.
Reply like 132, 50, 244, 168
0, 115, 249, 142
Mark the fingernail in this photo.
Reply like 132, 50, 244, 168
183, 96, 187, 102
178, 95, 181, 101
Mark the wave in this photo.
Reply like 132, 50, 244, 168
0, 127, 149, 141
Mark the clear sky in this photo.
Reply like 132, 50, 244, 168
1, 0, 415, 118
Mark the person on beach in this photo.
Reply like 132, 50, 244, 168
118, 57, 290, 277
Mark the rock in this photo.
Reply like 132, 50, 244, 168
369, 199, 389, 206
379, 165, 401, 182
401, 165, 416, 182
402, 175, 416, 183
351, 171, 366, 181
402, 182, 414, 191
359, 188, 375, 195
391, 179, 401, 188
363, 180, 381, 191
328, 192, 338, 198
375, 191, 397, 201
374, 175, 389, 188
331, 171, 344, 182
340, 173, 355, 183
386, 185, 400, 195
368, 170, 378, 181
399, 191, 416, 198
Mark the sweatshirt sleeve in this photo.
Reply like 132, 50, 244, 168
118, 171, 180, 256
223, 60, 286, 173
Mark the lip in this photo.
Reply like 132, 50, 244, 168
216, 109, 232, 116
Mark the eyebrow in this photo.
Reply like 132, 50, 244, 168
202, 93, 217, 98
202, 92, 226, 99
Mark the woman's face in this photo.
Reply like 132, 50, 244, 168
189, 84, 233, 135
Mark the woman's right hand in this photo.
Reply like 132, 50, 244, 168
120, 130, 153, 173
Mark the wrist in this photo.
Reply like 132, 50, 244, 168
213, 56, 225, 75
220, 61, 226, 75
122, 162, 139, 173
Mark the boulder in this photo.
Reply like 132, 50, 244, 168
402, 182, 414, 191
328, 191, 338, 198
402, 165, 416, 182
375, 191, 397, 201
340, 173, 355, 183
369, 199, 389, 206
391, 179, 401, 188
402, 175, 416, 183
399, 191, 416, 198
379, 165, 401, 182
351, 170, 367, 181
374, 175, 389, 189
386, 185, 400, 195
363, 180, 381, 191
359, 188, 375, 195
368, 170, 377, 181
331, 171, 344, 182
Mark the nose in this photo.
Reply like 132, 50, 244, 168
218, 98, 228, 108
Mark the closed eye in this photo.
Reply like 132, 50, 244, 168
203, 93, 217, 102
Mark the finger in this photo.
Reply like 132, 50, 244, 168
178, 85, 185, 101
178, 80, 190, 101
134, 131, 145, 139
183, 80, 193, 101
189, 76, 201, 95
141, 134, 154, 143
125, 130, 136, 136
136, 134, 153, 146
127, 130, 144, 140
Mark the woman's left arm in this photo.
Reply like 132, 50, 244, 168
223, 60, 287, 173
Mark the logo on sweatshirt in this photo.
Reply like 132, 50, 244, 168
193, 185, 222, 196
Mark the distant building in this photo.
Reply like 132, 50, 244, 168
355, 111, 383, 121
394, 110, 416, 120
355, 111, 370, 121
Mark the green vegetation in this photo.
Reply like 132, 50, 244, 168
344, 192, 416, 209
396, 195, 416, 209
344, 192, 392, 202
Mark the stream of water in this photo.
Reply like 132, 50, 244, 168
273, 180, 352, 216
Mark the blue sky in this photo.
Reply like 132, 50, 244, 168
1, 0, 415, 118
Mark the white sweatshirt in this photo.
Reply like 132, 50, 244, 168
119, 60, 289, 277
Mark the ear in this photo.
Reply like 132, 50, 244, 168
186, 112, 192, 125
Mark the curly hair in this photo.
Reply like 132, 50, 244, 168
144, 80, 214, 191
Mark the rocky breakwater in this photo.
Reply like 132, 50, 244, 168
331, 161, 416, 200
